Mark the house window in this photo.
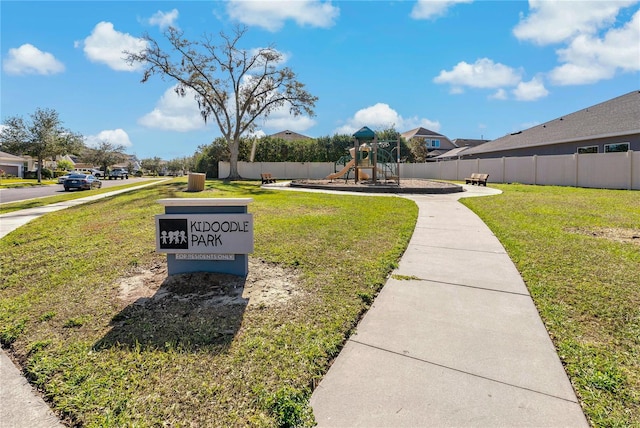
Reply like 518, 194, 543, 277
578, 145, 598, 154
425, 139, 440, 148
604, 142, 629, 153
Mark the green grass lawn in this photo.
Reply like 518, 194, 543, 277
461, 184, 640, 427
2, 181, 638, 426
0, 179, 417, 426
0, 178, 58, 188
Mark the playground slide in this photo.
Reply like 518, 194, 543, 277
326, 160, 355, 179
325, 159, 372, 180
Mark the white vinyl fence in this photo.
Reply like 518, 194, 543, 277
219, 150, 639, 190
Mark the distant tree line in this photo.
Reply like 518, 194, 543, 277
191, 127, 431, 178
0, 108, 432, 181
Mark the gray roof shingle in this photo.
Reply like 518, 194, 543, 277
464, 90, 640, 156
268, 130, 312, 141
400, 127, 446, 140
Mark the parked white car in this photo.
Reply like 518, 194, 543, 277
74, 168, 103, 178
57, 172, 73, 184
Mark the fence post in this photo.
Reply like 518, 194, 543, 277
628, 150, 634, 190
574, 153, 579, 187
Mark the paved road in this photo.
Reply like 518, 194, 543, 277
0, 177, 159, 204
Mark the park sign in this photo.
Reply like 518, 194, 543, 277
155, 214, 253, 254
156, 198, 253, 276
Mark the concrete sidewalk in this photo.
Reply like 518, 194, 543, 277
310, 187, 589, 427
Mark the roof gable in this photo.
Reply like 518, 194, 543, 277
401, 127, 445, 140
268, 130, 312, 141
451, 138, 489, 148
0, 150, 28, 161
434, 147, 470, 159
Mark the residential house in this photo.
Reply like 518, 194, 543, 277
0, 151, 27, 177
112, 154, 141, 172
400, 127, 456, 159
268, 130, 313, 141
435, 138, 490, 160
461, 90, 640, 159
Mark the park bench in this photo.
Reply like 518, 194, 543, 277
465, 173, 489, 186
261, 173, 276, 184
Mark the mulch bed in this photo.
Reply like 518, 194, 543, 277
289, 178, 464, 194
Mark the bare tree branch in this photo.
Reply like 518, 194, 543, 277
124, 25, 317, 179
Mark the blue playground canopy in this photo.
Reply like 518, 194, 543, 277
353, 126, 375, 140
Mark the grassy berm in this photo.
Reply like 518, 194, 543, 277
462, 184, 640, 427
0, 180, 417, 427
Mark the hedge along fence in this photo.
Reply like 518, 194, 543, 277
219, 150, 640, 190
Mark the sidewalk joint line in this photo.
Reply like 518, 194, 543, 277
397, 277, 531, 297
415, 225, 485, 232
349, 339, 579, 405
409, 243, 506, 255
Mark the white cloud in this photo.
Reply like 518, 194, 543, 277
333, 103, 440, 135
85, 129, 133, 148
83, 21, 147, 71
246, 129, 267, 139
3, 43, 65, 75
138, 85, 207, 132
548, 62, 615, 86
410, 0, 473, 20
260, 104, 316, 132
434, 58, 552, 100
226, 0, 339, 31
549, 10, 640, 85
433, 58, 522, 89
512, 76, 549, 101
489, 89, 508, 100
148, 9, 179, 30
513, 0, 637, 45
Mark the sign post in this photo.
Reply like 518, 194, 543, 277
156, 198, 253, 276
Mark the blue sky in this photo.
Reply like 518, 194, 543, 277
2, 0, 639, 160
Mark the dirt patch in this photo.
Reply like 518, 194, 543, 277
567, 227, 640, 246
101, 259, 304, 350
117, 258, 302, 308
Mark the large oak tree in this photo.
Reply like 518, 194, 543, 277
125, 26, 317, 179
82, 140, 127, 176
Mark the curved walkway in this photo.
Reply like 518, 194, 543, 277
309, 185, 588, 427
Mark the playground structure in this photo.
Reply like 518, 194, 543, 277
326, 126, 400, 184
